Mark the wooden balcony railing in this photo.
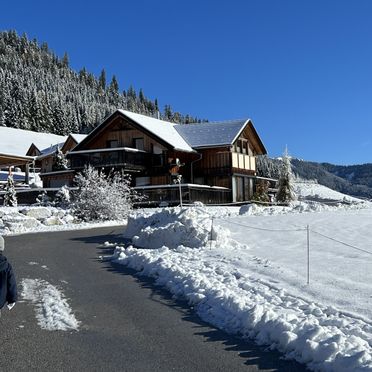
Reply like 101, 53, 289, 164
68, 148, 167, 174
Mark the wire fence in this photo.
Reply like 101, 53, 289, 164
203, 215, 372, 286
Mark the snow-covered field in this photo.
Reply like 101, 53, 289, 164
111, 185, 372, 371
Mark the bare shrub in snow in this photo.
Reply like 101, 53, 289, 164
72, 165, 140, 221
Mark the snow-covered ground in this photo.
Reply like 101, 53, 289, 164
2, 181, 372, 370
111, 184, 372, 371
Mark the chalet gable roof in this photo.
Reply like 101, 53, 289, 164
175, 119, 267, 154
72, 110, 266, 155
73, 110, 195, 153
118, 110, 194, 152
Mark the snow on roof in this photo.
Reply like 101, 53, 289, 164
174, 119, 248, 148
118, 110, 194, 152
40, 142, 65, 156
0, 127, 67, 156
69, 133, 87, 143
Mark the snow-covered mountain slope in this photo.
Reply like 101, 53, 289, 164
293, 181, 363, 203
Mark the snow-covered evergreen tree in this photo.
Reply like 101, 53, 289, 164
256, 155, 281, 179
276, 147, 296, 203
54, 185, 71, 208
3, 174, 17, 207
54, 146, 68, 170
72, 165, 140, 221
252, 179, 270, 203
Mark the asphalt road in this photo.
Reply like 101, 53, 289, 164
0, 227, 308, 372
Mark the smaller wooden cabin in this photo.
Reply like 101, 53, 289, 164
38, 133, 87, 188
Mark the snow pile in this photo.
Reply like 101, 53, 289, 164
21, 278, 79, 331
114, 245, 372, 371
124, 206, 232, 249
0, 206, 75, 234
112, 204, 372, 371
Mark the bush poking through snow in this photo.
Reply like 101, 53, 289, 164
72, 165, 140, 221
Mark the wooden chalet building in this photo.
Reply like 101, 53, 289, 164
56, 110, 267, 204
33, 134, 86, 188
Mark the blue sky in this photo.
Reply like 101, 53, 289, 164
1, 0, 372, 164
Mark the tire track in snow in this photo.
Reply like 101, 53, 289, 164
21, 278, 79, 331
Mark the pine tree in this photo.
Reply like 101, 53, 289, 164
276, 147, 296, 204
252, 179, 270, 203
98, 69, 106, 91
108, 75, 120, 106
53, 146, 69, 170
61, 52, 69, 68
3, 174, 17, 207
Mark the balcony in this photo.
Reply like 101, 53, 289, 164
194, 152, 256, 177
68, 147, 166, 174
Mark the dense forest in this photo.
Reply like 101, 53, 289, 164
0, 30, 206, 135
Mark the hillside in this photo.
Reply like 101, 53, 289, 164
257, 156, 372, 199
0, 30, 205, 136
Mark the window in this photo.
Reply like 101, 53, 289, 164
242, 141, 247, 154
152, 144, 162, 154
107, 140, 119, 148
133, 138, 144, 151
135, 177, 150, 186
235, 141, 242, 153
